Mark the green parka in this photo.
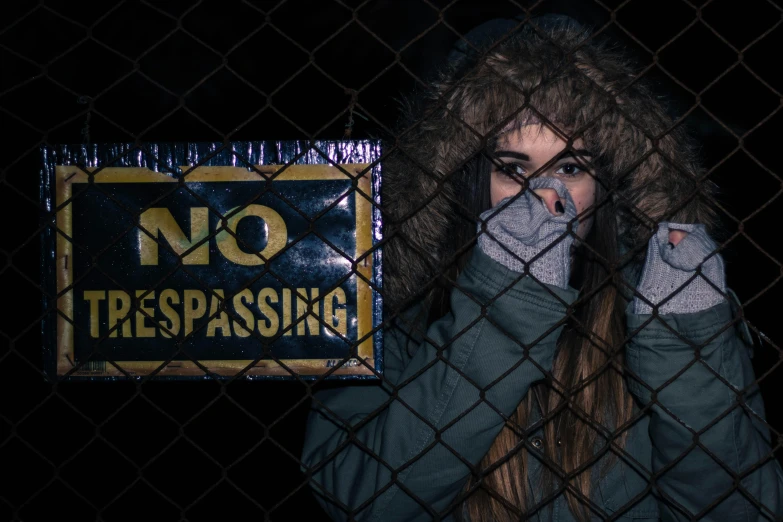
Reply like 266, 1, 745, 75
302, 249, 783, 520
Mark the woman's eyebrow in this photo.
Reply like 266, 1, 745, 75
493, 150, 530, 161
556, 149, 593, 161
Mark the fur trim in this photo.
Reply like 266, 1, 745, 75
383, 24, 717, 310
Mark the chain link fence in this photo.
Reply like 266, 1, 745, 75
1, 0, 782, 520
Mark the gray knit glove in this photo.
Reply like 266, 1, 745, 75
477, 177, 578, 289
633, 222, 726, 315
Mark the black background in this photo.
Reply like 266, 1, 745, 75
1, 0, 781, 520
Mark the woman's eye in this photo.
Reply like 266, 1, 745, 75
555, 163, 586, 176
500, 163, 526, 178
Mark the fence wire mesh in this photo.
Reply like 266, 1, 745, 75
1, 0, 782, 520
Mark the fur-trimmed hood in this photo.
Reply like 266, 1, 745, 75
382, 19, 717, 311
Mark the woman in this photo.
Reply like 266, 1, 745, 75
301, 16, 783, 521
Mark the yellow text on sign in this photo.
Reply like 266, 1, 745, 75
138, 205, 287, 266
82, 287, 348, 339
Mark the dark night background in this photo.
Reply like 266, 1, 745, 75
1, 0, 781, 520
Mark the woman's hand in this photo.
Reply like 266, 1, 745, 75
477, 177, 578, 289
633, 223, 726, 315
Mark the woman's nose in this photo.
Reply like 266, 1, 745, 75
531, 187, 566, 215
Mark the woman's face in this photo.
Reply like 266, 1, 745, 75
490, 125, 597, 239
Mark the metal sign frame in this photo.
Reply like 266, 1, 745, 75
40, 141, 383, 381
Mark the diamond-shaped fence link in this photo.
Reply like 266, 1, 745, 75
1, 0, 782, 520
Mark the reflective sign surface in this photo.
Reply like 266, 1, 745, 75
41, 141, 382, 380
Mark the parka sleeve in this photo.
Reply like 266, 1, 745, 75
626, 299, 783, 521
301, 248, 578, 522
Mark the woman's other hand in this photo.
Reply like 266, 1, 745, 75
634, 223, 727, 315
